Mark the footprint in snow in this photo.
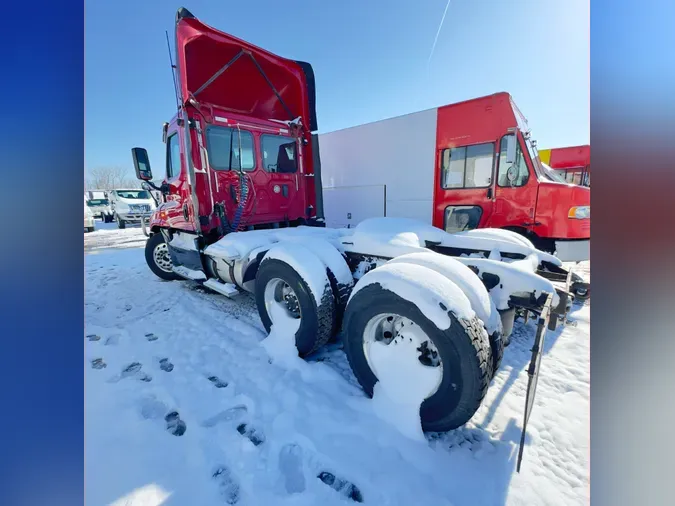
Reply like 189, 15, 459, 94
139, 396, 168, 420
279, 444, 305, 494
201, 405, 247, 428
318, 471, 363, 503
165, 411, 187, 436
145, 333, 159, 342
207, 375, 228, 388
86, 334, 101, 342
108, 362, 152, 383
159, 358, 174, 372
91, 358, 107, 369
236, 423, 265, 446
212, 465, 240, 504
104, 334, 120, 346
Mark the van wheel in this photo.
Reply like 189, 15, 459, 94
255, 257, 335, 357
145, 233, 179, 281
342, 283, 491, 432
116, 214, 126, 229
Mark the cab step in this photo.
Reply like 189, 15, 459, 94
172, 265, 207, 281
203, 278, 239, 298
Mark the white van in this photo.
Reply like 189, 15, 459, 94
84, 200, 95, 233
109, 189, 156, 229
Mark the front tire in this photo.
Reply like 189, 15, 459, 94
116, 214, 126, 229
145, 233, 179, 281
342, 283, 491, 432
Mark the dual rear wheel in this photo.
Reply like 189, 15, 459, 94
254, 251, 495, 432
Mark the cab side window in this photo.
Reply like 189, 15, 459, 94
440, 143, 494, 189
261, 135, 297, 173
206, 126, 256, 171
498, 135, 530, 187
167, 133, 181, 179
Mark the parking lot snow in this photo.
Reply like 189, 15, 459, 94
85, 227, 590, 506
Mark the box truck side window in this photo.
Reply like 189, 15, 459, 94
166, 133, 181, 179
262, 135, 297, 173
444, 205, 483, 233
206, 126, 256, 171
441, 143, 494, 189
498, 135, 530, 187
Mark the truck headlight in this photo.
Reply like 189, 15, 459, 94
568, 206, 590, 219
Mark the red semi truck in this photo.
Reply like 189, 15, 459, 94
319, 93, 590, 262
539, 145, 590, 187
130, 7, 588, 439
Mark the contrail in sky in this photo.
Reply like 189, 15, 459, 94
427, 0, 452, 65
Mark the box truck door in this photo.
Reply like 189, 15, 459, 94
433, 142, 495, 233
491, 134, 538, 232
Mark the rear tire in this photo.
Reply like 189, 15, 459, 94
342, 283, 491, 432
489, 330, 504, 376
86, 227, 94, 233
145, 233, 180, 281
255, 258, 335, 357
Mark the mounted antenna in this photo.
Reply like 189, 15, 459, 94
165, 30, 181, 111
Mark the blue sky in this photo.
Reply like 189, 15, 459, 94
85, 0, 589, 176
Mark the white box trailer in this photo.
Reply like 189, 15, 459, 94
319, 109, 437, 228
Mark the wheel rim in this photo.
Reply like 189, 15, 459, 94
153, 242, 173, 273
363, 313, 443, 400
264, 278, 302, 333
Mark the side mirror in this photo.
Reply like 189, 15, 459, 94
162, 122, 169, 143
131, 147, 153, 181
505, 134, 517, 165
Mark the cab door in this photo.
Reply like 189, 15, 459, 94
163, 121, 195, 231
490, 133, 539, 233
433, 141, 496, 233
254, 133, 304, 223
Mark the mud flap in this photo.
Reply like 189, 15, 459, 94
517, 292, 553, 473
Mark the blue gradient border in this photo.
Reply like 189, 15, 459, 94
0, 1, 84, 504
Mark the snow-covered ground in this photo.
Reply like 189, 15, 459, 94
85, 223, 590, 506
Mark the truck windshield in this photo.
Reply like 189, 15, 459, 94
540, 162, 569, 184
115, 190, 150, 199
511, 98, 557, 183
87, 199, 109, 206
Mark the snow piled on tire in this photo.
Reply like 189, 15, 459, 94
349, 262, 475, 329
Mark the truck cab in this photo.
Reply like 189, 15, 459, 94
131, 8, 322, 241
432, 93, 590, 261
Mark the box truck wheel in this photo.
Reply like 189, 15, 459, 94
342, 283, 491, 432
255, 256, 336, 358
144, 233, 180, 281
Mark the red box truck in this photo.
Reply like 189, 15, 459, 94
319, 93, 590, 262
539, 145, 590, 187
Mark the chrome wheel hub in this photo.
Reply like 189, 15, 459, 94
153, 242, 173, 273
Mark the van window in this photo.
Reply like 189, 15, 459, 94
498, 135, 530, 187
167, 133, 181, 179
206, 126, 255, 171
261, 135, 297, 173
441, 143, 494, 189
444, 205, 483, 233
